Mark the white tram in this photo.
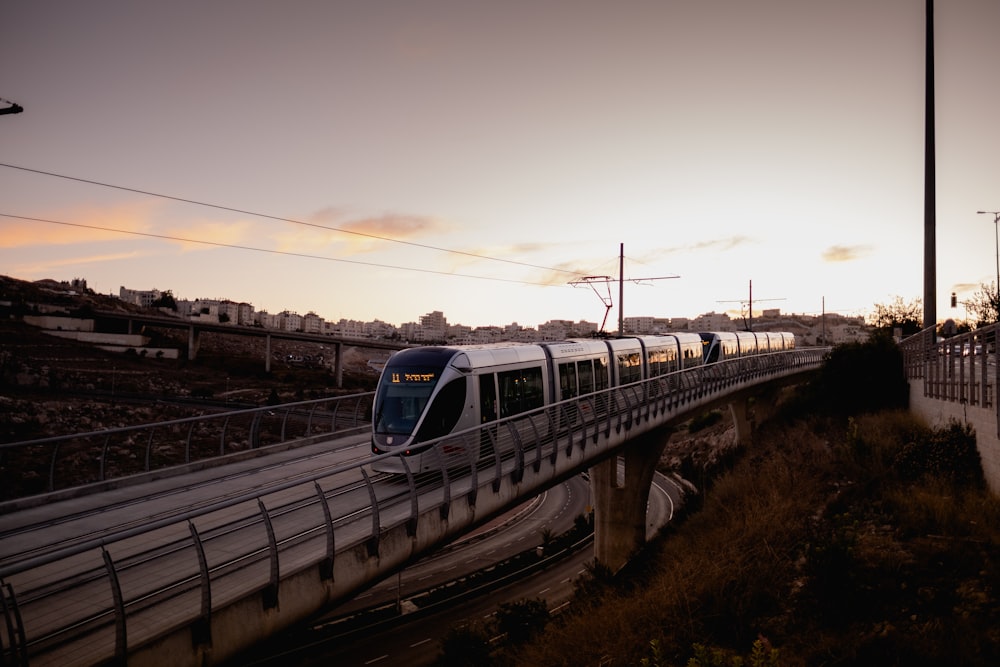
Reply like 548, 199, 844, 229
371, 332, 791, 473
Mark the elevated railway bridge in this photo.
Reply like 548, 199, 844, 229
0, 346, 827, 666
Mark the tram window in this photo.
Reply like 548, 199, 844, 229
523, 367, 543, 410
374, 384, 434, 435
498, 367, 544, 417
595, 356, 609, 391
578, 360, 594, 395
617, 352, 641, 385
647, 347, 676, 376
480, 374, 497, 423
647, 349, 661, 376
558, 362, 578, 400
416, 377, 467, 441
679, 343, 699, 368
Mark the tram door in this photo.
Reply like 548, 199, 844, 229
478, 374, 498, 463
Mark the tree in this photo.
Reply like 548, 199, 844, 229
812, 335, 908, 415
868, 296, 923, 336
963, 282, 999, 327
151, 290, 177, 311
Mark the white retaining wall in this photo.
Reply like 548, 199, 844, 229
909, 379, 1000, 496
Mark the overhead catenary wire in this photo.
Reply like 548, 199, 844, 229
0, 162, 590, 279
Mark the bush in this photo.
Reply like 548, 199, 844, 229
894, 420, 984, 489
808, 336, 909, 415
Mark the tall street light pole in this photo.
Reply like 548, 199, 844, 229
923, 0, 936, 331
979, 210, 1000, 316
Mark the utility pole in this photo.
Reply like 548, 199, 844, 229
718, 280, 784, 332
569, 243, 679, 335
618, 243, 625, 336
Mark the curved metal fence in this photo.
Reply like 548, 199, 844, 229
0, 393, 374, 502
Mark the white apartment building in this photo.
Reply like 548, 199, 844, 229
277, 311, 302, 332
364, 319, 396, 339
255, 310, 281, 329
537, 320, 572, 340
236, 302, 255, 326
621, 316, 672, 334
302, 312, 324, 334
119, 286, 162, 308
324, 318, 367, 338
218, 300, 242, 324
419, 311, 448, 341
690, 312, 736, 331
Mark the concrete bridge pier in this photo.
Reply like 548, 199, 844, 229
333, 341, 343, 388
590, 396, 759, 572
187, 326, 200, 361
589, 427, 671, 572
265, 333, 272, 372
728, 396, 754, 448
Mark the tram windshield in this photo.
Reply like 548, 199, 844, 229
373, 366, 442, 435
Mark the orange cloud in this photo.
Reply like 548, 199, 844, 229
27, 251, 146, 272
0, 202, 156, 248
291, 212, 448, 255
342, 214, 446, 239
166, 219, 257, 252
822, 245, 872, 262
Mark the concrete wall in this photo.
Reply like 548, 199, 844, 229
909, 379, 1000, 496
23, 315, 95, 331
95, 345, 180, 359
45, 329, 150, 346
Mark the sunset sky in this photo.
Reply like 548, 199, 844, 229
2, 1, 999, 330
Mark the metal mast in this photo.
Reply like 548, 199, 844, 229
924, 0, 937, 329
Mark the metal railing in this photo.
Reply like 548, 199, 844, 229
0, 393, 374, 503
900, 322, 1000, 433
0, 348, 826, 667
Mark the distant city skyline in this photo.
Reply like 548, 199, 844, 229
115, 277, 859, 332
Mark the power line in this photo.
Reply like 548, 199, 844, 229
0, 213, 561, 287
0, 162, 589, 278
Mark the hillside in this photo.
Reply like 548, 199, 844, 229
0, 275, 380, 443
